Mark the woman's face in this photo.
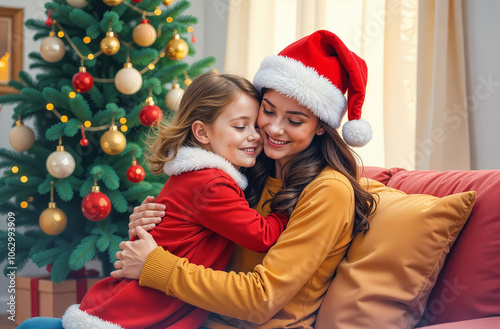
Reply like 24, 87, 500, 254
257, 90, 324, 169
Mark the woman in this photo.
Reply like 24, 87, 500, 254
114, 30, 377, 328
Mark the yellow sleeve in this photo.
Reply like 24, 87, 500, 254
140, 173, 355, 323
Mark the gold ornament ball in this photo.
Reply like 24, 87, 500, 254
100, 31, 120, 55
103, 0, 123, 6
166, 34, 189, 60
39, 205, 67, 235
163, 0, 174, 5
100, 126, 127, 155
133, 20, 157, 47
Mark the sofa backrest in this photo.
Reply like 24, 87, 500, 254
362, 166, 500, 326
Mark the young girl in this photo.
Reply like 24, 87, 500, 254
60, 72, 288, 329
114, 30, 378, 328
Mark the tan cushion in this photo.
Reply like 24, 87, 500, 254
315, 178, 476, 329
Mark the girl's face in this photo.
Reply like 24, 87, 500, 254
205, 91, 262, 170
257, 90, 324, 171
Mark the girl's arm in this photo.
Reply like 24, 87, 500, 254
193, 176, 288, 253
113, 176, 354, 323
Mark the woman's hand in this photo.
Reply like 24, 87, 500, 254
129, 196, 166, 239
110, 227, 158, 280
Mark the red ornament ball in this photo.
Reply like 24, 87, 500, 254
127, 163, 146, 183
72, 71, 94, 93
80, 138, 89, 146
81, 190, 111, 221
139, 104, 163, 126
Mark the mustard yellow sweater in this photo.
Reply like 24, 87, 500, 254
140, 167, 355, 328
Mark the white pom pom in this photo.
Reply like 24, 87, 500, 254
342, 119, 372, 147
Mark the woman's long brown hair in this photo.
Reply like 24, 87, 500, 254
243, 97, 377, 234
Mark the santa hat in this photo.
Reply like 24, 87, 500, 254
253, 30, 372, 147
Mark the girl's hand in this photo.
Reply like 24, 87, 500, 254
111, 227, 158, 280
129, 196, 166, 239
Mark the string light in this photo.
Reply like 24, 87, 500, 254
88, 54, 94, 60
154, 8, 161, 15
20, 176, 28, 183
166, 17, 173, 23
119, 118, 127, 124
120, 125, 128, 132
46, 103, 54, 111
187, 26, 193, 33
83, 36, 91, 43
84, 121, 92, 127
57, 31, 64, 38
61, 115, 68, 123
20, 201, 28, 208
148, 63, 155, 70
69, 91, 76, 98
12, 166, 19, 173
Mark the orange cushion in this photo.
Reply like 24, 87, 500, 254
315, 178, 476, 329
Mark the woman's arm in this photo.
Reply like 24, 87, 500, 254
114, 175, 354, 323
128, 196, 165, 238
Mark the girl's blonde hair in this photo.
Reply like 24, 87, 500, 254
146, 72, 259, 175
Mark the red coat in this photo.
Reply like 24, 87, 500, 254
64, 147, 288, 329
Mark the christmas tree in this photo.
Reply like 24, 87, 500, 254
0, 0, 215, 283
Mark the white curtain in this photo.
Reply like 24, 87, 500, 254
223, 0, 437, 170
416, 0, 470, 170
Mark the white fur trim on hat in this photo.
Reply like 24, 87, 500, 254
342, 119, 372, 147
62, 304, 124, 329
253, 55, 347, 129
163, 146, 248, 190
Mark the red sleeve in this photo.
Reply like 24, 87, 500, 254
195, 176, 288, 253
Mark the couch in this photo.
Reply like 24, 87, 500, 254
315, 166, 500, 329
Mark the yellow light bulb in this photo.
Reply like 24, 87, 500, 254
148, 63, 155, 70
187, 26, 193, 33
119, 118, 127, 124
61, 116, 68, 123
46, 103, 54, 111
20, 201, 28, 208
69, 91, 76, 98
20, 176, 28, 183
83, 36, 91, 44
160, 52, 165, 58
58, 31, 64, 38
120, 125, 128, 132
166, 17, 173, 23
88, 54, 94, 60
12, 166, 19, 173
154, 8, 161, 15
84, 121, 92, 127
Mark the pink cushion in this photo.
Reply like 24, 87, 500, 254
363, 167, 500, 326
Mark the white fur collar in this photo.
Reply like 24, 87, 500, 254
163, 147, 248, 190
